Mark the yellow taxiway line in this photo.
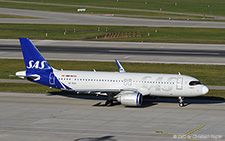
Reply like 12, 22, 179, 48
153, 125, 205, 141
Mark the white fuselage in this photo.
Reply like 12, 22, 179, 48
53, 70, 208, 97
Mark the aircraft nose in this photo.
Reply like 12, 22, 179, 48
202, 86, 209, 95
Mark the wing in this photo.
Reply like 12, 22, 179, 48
70, 88, 138, 95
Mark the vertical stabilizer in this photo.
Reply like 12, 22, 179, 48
19, 38, 52, 72
18, 38, 64, 89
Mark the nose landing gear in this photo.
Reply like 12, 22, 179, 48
178, 97, 184, 107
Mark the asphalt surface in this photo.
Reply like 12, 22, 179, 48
1, 44, 225, 57
1, 7, 225, 28
0, 92, 224, 141
1, 39, 225, 65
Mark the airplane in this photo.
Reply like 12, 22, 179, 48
15, 38, 209, 107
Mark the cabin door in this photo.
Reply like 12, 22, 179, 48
176, 77, 183, 90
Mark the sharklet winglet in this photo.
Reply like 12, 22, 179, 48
115, 59, 126, 73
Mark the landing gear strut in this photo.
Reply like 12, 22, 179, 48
105, 100, 114, 107
105, 93, 114, 107
178, 97, 184, 107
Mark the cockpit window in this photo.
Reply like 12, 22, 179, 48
189, 81, 202, 86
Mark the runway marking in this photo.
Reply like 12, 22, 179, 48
153, 125, 205, 141
123, 55, 131, 59
109, 50, 220, 55
153, 130, 197, 141
153, 130, 174, 136
181, 124, 205, 138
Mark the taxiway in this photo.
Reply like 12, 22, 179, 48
1, 8, 225, 28
0, 39, 225, 65
0, 92, 224, 141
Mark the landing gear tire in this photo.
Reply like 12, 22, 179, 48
105, 100, 113, 107
178, 97, 184, 107
179, 102, 184, 107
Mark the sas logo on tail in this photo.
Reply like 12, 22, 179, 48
27, 60, 46, 69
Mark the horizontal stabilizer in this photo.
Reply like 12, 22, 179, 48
15, 71, 40, 81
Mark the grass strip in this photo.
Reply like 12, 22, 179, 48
0, 83, 224, 100
12, 0, 225, 16
0, 82, 58, 93
1, 23, 225, 44
200, 90, 225, 100
1, 59, 225, 86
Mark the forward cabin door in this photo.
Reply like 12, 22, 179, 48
176, 77, 183, 90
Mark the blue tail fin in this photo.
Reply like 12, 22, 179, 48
19, 38, 52, 71
18, 38, 66, 89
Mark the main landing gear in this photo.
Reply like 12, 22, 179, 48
178, 97, 184, 107
105, 93, 114, 107
105, 100, 114, 107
